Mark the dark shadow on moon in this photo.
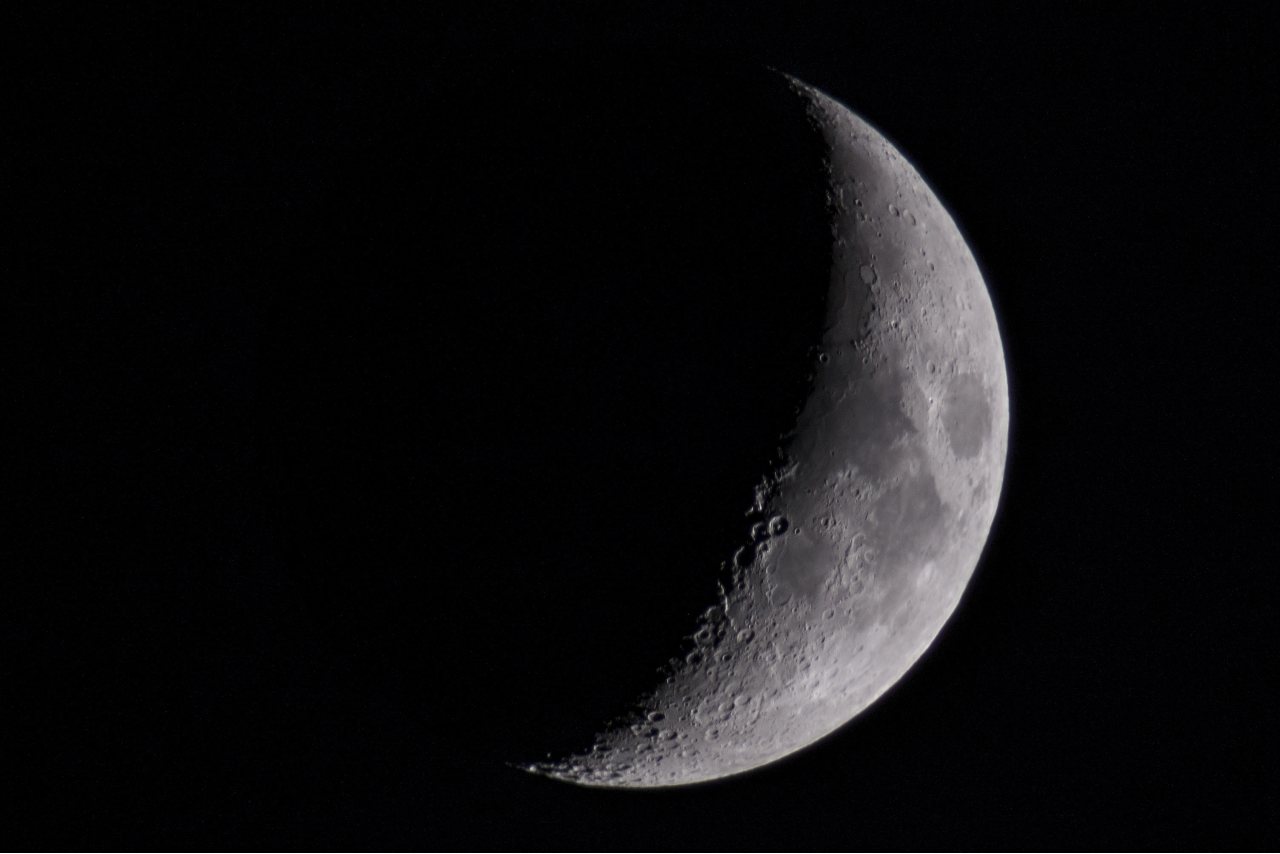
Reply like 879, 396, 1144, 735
254, 54, 838, 764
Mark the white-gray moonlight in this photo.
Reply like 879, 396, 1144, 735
530, 75, 1009, 788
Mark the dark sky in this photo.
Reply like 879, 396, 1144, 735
12, 4, 1277, 848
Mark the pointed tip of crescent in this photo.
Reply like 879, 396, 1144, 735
768, 68, 817, 98
766, 72, 870, 145
515, 758, 635, 789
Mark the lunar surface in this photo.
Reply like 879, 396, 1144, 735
529, 76, 1008, 787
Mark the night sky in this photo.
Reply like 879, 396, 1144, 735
11, 5, 1277, 847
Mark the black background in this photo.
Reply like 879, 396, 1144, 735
11, 4, 1278, 848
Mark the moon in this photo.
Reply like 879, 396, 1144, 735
528, 76, 1009, 787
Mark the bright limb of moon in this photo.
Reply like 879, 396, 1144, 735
530, 75, 1009, 788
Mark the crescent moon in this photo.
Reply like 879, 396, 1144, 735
529, 75, 1009, 787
